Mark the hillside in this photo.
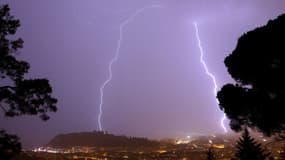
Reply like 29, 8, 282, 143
47, 131, 159, 148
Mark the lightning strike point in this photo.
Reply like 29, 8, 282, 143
193, 21, 228, 133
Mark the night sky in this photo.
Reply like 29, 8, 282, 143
1, 0, 285, 148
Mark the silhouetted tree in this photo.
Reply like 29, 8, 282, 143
0, 130, 21, 160
234, 129, 270, 160
280, 144, 285, 160
217, 14, 285, 137
206, 147, 216, 160
0, 4, 57, 159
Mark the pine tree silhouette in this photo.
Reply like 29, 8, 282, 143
206, 147, 216, 160
280, 144, 285, 160
234, 129, 270, 160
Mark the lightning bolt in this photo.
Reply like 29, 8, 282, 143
98, 5, 163, 131
193, 22, 228, 133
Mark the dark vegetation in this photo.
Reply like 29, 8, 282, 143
48, 131, 159, 148
1, 2, 285, 160
218, 13, 285, 160
206, 147, 216, 160
217, 14, 285, 138
232, 129, 270, 160
0, 4, 57, 159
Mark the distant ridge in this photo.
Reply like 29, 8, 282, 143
47, 131, 159, 148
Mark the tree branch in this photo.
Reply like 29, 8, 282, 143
0, 103, 7, 113
0, 85, 15, 90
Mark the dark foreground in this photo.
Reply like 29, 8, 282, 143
12, 139, 285, 160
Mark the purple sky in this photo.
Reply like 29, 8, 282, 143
1, 0, 285, 148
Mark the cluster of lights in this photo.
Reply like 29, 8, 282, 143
32, 147, 60, 153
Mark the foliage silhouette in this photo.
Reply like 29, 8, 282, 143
217, 14, 285, 137
48, 131, 159, 148
281, 145, 285, 160
0, 130, 21, 160
0, 4, 57, 159
233, 129, 270, 160
206, 147, 216, 160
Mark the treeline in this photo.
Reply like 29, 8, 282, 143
47, 131, 159, 148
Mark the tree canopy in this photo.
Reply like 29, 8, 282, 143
0, 4, 57, 121
0, 4, 57, 159
217, 14, 285, 137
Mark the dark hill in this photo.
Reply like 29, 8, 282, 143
47, 131, 159, 148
